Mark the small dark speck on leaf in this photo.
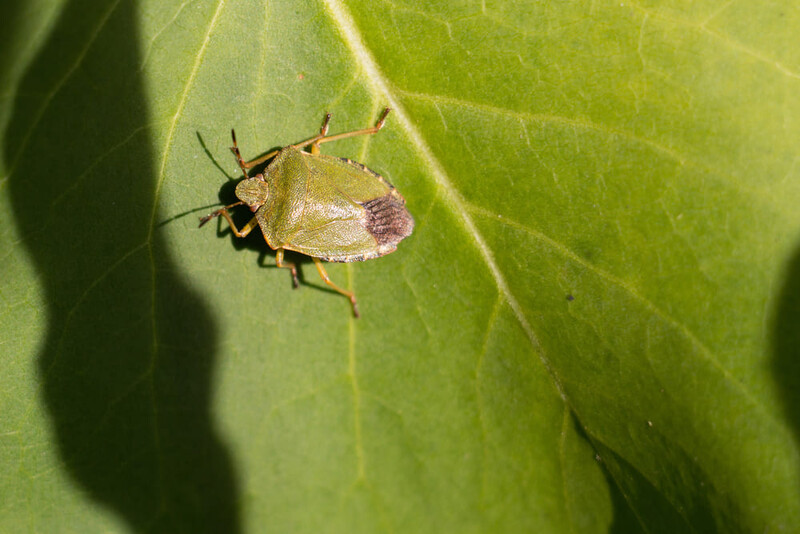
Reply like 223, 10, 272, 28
566, 294, 574, 301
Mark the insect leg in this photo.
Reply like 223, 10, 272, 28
310, 113, 332, 156
199, 203, 258, 238
275, 248, 300, 289
316, 107, 391, 147
230, 107, 390, 170
320, 112, 332, 136
230, 129, 281, 173
312, 257, 360, 318
292, 108, 391, 153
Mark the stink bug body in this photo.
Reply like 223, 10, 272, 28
200, 108, 414, 318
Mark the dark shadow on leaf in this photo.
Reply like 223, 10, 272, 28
196, 154, 326, 299
606, 475, 646, 534
771, 237, 800, 473
0, 2, 23, 89
5, 1, 240, 532
569, 414, 645, 533
593, 440, 700, 534
575, 414, 725, 532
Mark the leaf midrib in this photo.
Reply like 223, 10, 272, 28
322, 0, 576, 404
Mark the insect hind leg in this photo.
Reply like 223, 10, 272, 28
276, 248, 300, 289
313, 257, 359, 318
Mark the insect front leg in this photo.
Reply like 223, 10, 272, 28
275, 248, 300, 289
199, 202, 258, 238
292, 108, 392, 154
313, 257, 360, 318
230, 128, 281, 175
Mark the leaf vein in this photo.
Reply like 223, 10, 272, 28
144, 0, 226, 508
628, 1, 800, 80
347, 264, 365, 481
558, 407, 576, 534
1, 0, 124, 188
396, 89, 687, 164
475, 294, 503, 507
322, 0, 567, 407
139, 0, 194, 71
464, 202, 770, 417
395, 89, 795, 220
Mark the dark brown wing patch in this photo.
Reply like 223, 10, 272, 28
360, 189, 415, 253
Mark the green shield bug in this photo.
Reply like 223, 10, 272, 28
200, 108, 414, 318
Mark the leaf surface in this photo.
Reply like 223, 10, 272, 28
1, 1, 799, 532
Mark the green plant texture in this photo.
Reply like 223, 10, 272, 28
1, 1, 799, 533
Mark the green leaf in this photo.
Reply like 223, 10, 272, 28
2, 0, 799, 532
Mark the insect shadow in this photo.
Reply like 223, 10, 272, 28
196, 108, 414, 319
196, 132, 332, 295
